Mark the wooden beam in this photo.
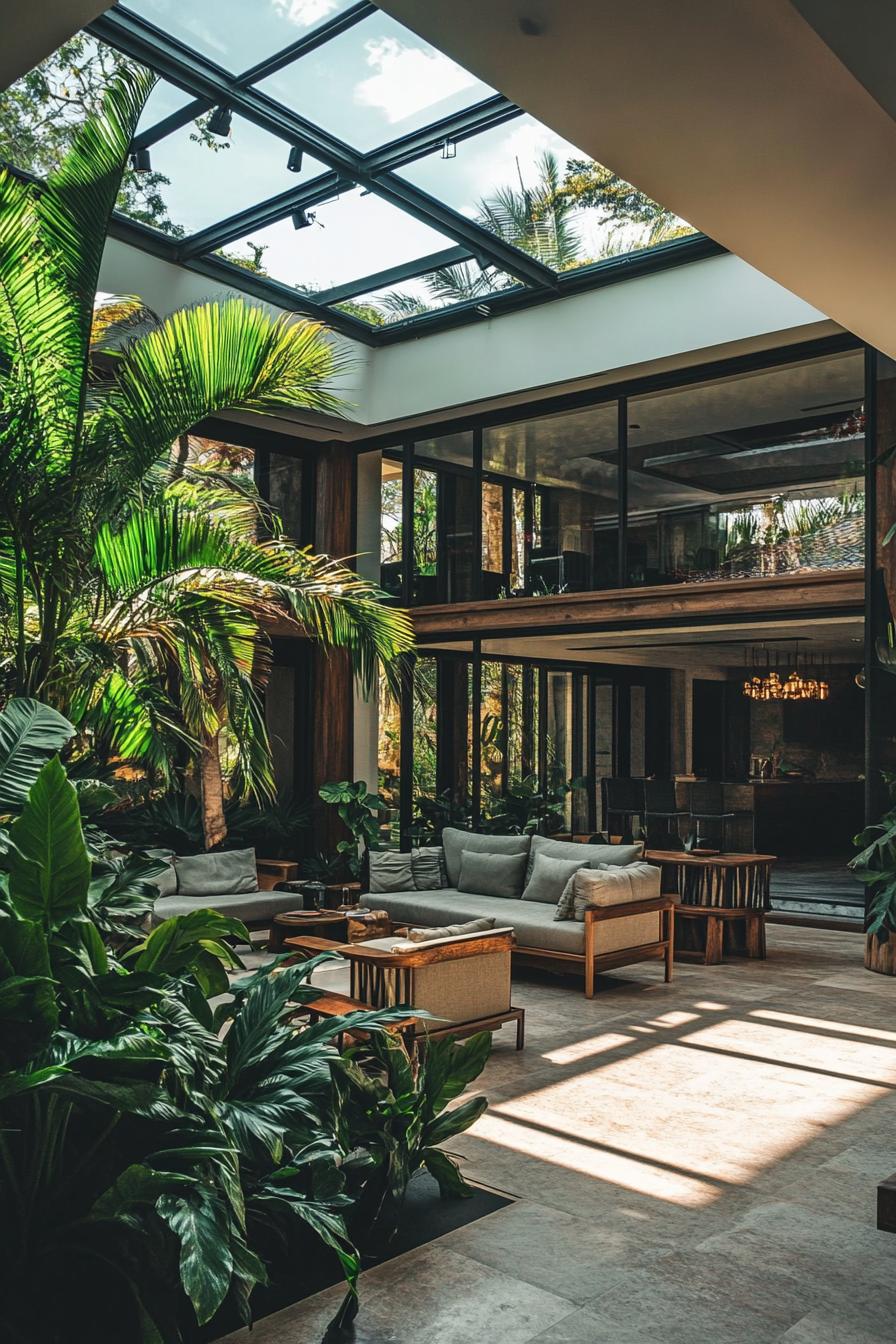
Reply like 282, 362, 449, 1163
411, 569, 865, 640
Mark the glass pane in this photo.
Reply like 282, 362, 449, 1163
571, 675, 591, 833
259, 11, 494, 150
332, 260, 521, 327
630, 685, 647, 780
398, 113, 695, 272
594, 683, 614, 833
221, 188, 455, 294
379, 455, 403, 599
485, 401, 620, 595
267, 452, 305, 542
120, 0, 355, 73
482, 480, 504, 597
119, 113, 326, 238
505, 663, 539, 790
377, 671, 401, 847
546, 670, 573, 829
412, 433, 476, 604
626, 351, 866, 586
480, 661, 505, 818
413, 655, 438, 821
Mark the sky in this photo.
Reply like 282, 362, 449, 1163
94, 0, 687, 306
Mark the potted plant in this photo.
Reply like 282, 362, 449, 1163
318, 780, 387, 889
850, 772, 896, 975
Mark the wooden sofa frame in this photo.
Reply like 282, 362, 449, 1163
512, 895, 676, 997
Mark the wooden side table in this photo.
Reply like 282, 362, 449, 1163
269, 910, 348, 952
646, 850, 776, 909
674, 904, 767, 965
256, 858, 299, 891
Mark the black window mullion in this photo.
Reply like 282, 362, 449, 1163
617, 396, 628, 588
472, 427, 483, 602
471, 641, 482, 828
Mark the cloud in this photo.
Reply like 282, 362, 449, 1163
355, 36, 478, 124
270, 0, 341, 27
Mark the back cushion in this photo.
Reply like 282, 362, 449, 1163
411, 846, 448, 890
442, 826, 531, 887
570, 862, 661, 921
368, 850, 414, 894
521, 852, 587, 904
527, 833, 644, 881
175, 848, 258, 897
406, 916, 496, 942
458, 850, 528, 899
144, 849, 177, 897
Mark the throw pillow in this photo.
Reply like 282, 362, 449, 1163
411, 846, 448, 890
526, 833, 644, 882
521, 851, 588, 904
175, 848, 257, 897
555, 861, 660, 921
144, 849, 177, 897
368, 850, 414, 894
457, 849, 528, 899
406, 916, 496, 942
441, 826, 530, 887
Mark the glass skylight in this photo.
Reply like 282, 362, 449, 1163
0, 1, 706, 339
258, 10, 496, 151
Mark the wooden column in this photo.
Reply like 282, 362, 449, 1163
312, 443, 355, 853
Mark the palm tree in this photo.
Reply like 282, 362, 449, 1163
0, 64, 413, 847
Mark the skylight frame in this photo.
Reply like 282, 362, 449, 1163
81, 2, 717, 346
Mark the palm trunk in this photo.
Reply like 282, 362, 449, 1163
199, 729, 227, 850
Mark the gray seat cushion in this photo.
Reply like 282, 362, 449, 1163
370, 888, 585, 954
442, 827, 531, 887
152, 889, 301, 924
526, 834, 644, 880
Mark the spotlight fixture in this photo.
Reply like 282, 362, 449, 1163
207, 104, 232, 137
287, 145, 304, 173
291, 208, 314, 230
441, 137, 456, 159
129, 147, 152, 173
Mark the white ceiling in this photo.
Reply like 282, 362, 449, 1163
378, 0, 896, 359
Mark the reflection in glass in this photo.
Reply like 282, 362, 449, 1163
379, 455, 403, 600
626, 352, 866, 586
413, 655, 438, 818
547, 670, 573, 828
377, 670, 401, 847
413, 433, 476, 604
485, 401, 619, 595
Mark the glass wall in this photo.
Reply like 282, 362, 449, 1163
626, 350, 865, 585
371, 343, 866, 606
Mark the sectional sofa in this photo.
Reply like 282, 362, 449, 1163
365, 829, 675, 997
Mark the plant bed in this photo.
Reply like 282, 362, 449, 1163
200, 1172, 513, 1341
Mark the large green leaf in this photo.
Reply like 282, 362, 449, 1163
7, 756, 90, 927
156, 1187, 234, 1325
0, 914, 57, 1061
0, 698, 74, 810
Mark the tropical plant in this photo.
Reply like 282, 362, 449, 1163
849, 772, 896, 939
318, 779, 387, 880
555, 158, 694, 246
0, 697, 444, 1342
407, 788, 473, 846
481, 772, 588, 835
0, 63, 413, 851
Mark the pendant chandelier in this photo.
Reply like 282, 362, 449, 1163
742, 644, 830, 702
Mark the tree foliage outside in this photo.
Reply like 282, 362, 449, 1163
0, 62, 413, 849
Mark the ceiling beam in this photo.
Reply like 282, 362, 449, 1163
2, 0, 109, 88
316, 247, 472, 304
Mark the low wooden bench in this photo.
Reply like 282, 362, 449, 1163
303, 987, 418, 1052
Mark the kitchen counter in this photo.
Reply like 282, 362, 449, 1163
735, 780, 864, 857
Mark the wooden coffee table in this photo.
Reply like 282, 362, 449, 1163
268, 910, 349, 952
646, 850, 776, 909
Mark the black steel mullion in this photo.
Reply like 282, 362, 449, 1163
864, 345, 880, 832
178, 171, 348, 258
234, 2, 375, 87
472, 427, 484, 602
133, 95, 213, 150
617, 397, 629, 588
399, 655, 414, 850
316, 247, 471, 304
369, 171, 556, 289
400, 439, 414, 609
471, 641, 483, 829
364, 95, 521, 175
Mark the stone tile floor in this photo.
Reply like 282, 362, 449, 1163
223, 926, 896, 1344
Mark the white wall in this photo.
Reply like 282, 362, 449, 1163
100, 237, 835, 438
363, 254, 834, 429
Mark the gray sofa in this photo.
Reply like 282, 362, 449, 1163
366, 829, 675, 996
150, 848, 301, 929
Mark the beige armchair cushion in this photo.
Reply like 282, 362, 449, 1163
571, 862, 661, 920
